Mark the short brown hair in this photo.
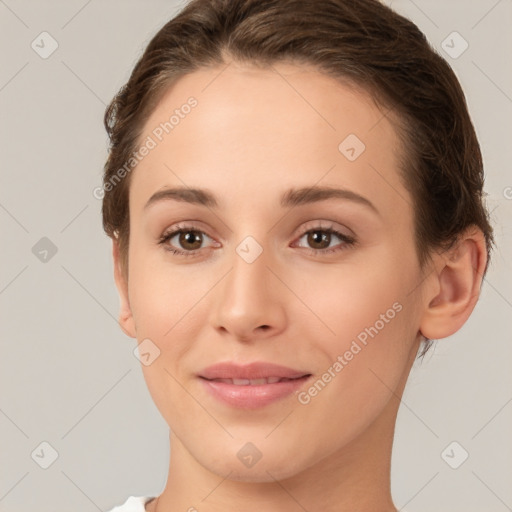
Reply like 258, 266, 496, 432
102, 0, 495, 357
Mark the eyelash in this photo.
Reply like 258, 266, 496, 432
157, 222, 357, 258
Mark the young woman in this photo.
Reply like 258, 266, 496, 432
102, 0, 494, 510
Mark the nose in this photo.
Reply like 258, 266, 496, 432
210, 241, 287, 342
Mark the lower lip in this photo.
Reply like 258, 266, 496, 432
199, 376, 312, 409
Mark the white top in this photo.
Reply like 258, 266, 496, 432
107, 496, 156, 512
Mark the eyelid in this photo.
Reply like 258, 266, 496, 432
160, 221, 216, 241
292, 219, 353, 239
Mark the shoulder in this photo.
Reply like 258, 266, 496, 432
106, 496, 156, 512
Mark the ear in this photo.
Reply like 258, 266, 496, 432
419, 226, 488, 340
112, 239, 136, 338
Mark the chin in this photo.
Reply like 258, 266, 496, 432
212, 465, 299, 484
199, 450, 307, 483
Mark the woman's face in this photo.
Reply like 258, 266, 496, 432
117, 61, 428, 481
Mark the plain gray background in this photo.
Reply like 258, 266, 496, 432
1, 1, 511, 511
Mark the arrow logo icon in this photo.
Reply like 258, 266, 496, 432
441, 441, 468, 469
32, 237, 58, 263
31, 441, 59, 469
236, 236, 263, 263
31, 31, 59, 59
441, 31, 468, 59
237, 441, 263, 468
338, 134, 365, 161
134, 338, 161, 366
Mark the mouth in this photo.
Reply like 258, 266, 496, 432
198, 361, 311, 381
200, 375, 311, 385
197, 364, 312, 409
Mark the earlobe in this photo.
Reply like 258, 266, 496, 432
112, 239, 136, 339
419, 227, 488, 340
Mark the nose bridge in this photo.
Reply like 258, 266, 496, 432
225, 236, 272, 316
211, 233, 286, 339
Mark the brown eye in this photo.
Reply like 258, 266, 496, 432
294, 226, 356, 255
158, 225, 217, 258
177, 230, 203, 251
307, 230, 332, 250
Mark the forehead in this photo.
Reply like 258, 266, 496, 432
130, 61, 411, 227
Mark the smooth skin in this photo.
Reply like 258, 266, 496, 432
112, 59, 487, 512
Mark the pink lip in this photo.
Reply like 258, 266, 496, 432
199, 361, 310, 380
198, 362, 312, 409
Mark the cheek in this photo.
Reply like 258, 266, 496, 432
298, 255, 418, 404
126, 249, 198, 412
127, 242, 203, 335
293, 295, 415, 455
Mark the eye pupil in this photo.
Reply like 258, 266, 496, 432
308, 230, 330, 249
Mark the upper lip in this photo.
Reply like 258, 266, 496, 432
199, 362, 311, 380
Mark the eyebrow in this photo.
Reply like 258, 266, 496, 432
144, 186, 380, 215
